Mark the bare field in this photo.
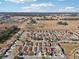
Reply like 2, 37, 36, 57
38, 20, 79, 31
60, 42, 79, 59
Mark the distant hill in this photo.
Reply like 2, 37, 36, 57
0, 12, 79, 16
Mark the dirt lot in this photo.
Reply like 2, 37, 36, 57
60, 42, 79, 59
37, 20, 79, 31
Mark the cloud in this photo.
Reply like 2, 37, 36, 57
31, 3, 54, 7
59, 7, 79, 12
5, 0, 37, 3
18, 9, 48, 12
20, 3, 54, 12
21, 3, 54, 9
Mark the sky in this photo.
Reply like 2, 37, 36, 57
0, 0, 79, 12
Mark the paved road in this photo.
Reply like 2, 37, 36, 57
51, 56, 67, 59
23, 56, 67, 59
2, 53, 13, 59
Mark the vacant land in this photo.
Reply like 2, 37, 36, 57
60, 42, 79, 59
38, 20, 79, 30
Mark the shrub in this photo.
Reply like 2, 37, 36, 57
57, 21, 68, 25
